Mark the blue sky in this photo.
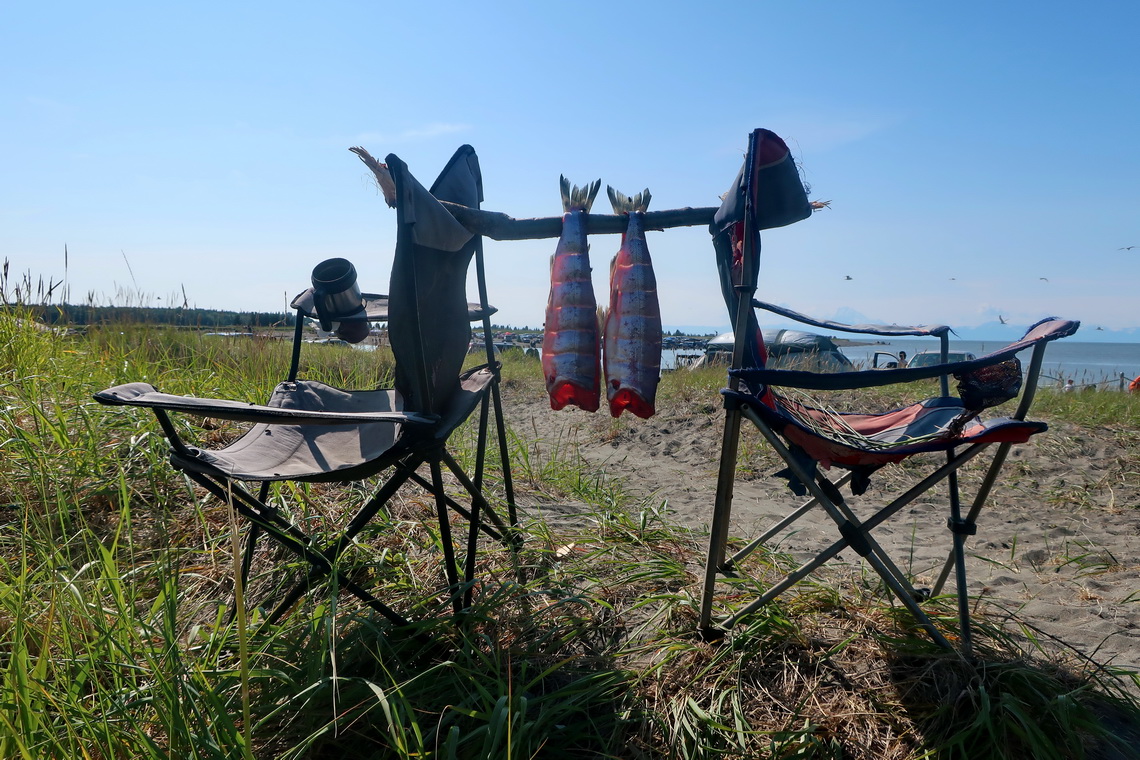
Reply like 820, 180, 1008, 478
3, 2, 1138, 339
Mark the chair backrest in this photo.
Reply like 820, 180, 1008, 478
710, 129, 813, 372
385, 147, 483, 415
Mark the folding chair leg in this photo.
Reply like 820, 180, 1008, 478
183, 471, 413, 628
225, 481, 271, 625
721, 526, 954, 649
342, 457, 422, 541
725, 471, 854, 571
932, 442, 1013, 596
463, 480, 482, 610
406, 468, 504, 542
263, 462, 420, 624
817, 477, 930, 608
441, 449, 513, 543
705, 402, 994, 651
861, 551, 954, 649
944, 451, 976, 660
430, 458, 463, 615
699, 405, 745, 632
473, 392, 491, 490
489, 380, 519, 527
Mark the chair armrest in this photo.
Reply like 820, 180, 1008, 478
753, 300, 951, 338
737, 318, 1080, 392
94, 382, 439, 426
740, 362, 987, 392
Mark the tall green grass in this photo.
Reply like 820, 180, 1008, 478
2, 310, 1139, 758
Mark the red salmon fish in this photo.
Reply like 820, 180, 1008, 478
542, 176, 602, 411
603, 186, 661, 419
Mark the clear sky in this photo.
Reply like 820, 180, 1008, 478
3, 2, 1138, 339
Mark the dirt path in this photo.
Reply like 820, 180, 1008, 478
502, 379, 1140, 678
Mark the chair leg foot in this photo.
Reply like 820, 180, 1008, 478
698, 625, 728, 643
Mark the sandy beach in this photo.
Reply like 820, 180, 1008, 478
501, 377, 1140, 679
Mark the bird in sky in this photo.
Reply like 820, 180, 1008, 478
998, 314, 1007, 324
844, 275, 853, 280
1120, 245, 1137, 251
1039, 277, 1049, 282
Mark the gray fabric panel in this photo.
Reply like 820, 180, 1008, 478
386, 149, 480, 414
431, 366, 494, 440
391, 158, 473, 252
429, 145, 483, 207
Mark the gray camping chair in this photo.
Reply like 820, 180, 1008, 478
95, 145, 517, 626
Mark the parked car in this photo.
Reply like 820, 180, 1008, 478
871, 351, 902, 369
700, 329, 853, 372
906, 350, 977, 368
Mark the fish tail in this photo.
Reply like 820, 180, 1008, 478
560, 176, 602, 213
606, 185, 652, 214
548, 380, 600, 413
608, 387, 655, 419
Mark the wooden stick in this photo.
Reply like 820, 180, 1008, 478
438, 202, 718, 241
350, 145, 822, 241
350, 145, 716, 241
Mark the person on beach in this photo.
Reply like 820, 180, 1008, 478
897, 351, 907, 368
1063, 379, 1076, 393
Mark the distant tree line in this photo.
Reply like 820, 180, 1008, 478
8, 304, 295, 329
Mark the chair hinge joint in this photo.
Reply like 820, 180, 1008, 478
838, 520, 872, 556
947, 517, 978, 536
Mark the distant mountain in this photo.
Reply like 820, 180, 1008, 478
828, 306, 874, 326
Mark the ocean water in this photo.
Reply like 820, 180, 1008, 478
839, 339, 1140, 390
382, 335, 1139, 391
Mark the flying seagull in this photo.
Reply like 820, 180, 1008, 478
998, 314, 1007, 324
1039, 277, 1049, 282
844, 275, 853, 280
1120, 246, 1137, 251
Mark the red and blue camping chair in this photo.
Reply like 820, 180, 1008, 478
698, 129, 1078, 656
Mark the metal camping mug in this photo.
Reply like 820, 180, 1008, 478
310, 258, 369, 342
311, 258, 364, 320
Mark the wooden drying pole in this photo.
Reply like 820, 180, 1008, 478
350, 146, 719, 241
438, 202, 719, 241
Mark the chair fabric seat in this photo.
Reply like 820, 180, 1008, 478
178, 369, 494, 482
731, 389, 1047, 468
189, 381, 406, 481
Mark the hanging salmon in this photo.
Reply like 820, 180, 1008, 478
542, 176, 602, 411
603, 186, 661, 419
